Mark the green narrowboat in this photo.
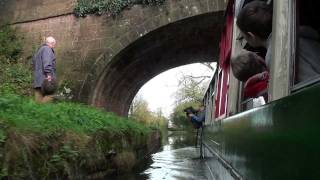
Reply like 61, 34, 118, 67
201, 0, 320, 179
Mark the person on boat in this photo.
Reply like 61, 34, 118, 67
184, 105, 205, 129
237, 1, 320, 83
231, 50, 269, 100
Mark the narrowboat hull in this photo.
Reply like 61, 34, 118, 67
202, 84, 320, 180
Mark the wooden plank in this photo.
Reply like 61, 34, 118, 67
268, 0, 296, 101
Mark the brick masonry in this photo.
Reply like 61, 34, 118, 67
1, 0, 227, 116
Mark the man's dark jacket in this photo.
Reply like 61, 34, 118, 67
32, 44, 56, 88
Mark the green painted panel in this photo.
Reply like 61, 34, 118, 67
203, 84, 320, 180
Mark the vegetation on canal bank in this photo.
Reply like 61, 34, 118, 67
0, 25, 32, 96
170, 70, 212, 130
0, 94, 160, 178
0, 94, 150, 135
0, 25, 162, 179
74, 0, 166, 17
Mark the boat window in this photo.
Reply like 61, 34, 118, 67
204, 77, 217, 125
234, 0, 272, 111
292, 0, 320, 91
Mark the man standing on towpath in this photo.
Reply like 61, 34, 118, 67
32, 36, 57, 103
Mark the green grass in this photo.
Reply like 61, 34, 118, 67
0, 94, 150, 136
0, 94, 156, 178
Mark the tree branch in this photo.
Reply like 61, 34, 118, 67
201, 62, 215, 71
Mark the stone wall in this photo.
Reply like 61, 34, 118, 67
0, 0, 75, 24
1, 0, 227, 115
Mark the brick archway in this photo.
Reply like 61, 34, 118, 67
1, 0, 227, 116
89, 12, 224, 116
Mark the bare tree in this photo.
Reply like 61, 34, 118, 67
174, 62, 216, 104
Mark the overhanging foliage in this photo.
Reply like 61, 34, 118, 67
74, 0, 166, 17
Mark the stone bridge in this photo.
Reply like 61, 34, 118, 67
0, 0, 227, 116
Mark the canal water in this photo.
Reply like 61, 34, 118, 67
110, 130, 231, 180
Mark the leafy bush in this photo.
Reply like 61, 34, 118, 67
142, 0, 165, 5
129, 95, 168, 131
0, 61, 32, 95
0, 25, 32, 96
74, 0, 165, 17
0, 25, 22, 61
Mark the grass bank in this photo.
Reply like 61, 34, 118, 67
0, 94, 160, 179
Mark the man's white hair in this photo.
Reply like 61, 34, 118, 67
46, 36, 56, 45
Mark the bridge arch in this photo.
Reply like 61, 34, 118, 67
88, 12, 225, 116
0, 0, 227, 116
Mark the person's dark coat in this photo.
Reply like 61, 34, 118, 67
190, 109, 205, 129
32, 44, 56, 88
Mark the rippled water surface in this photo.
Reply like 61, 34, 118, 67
110, 131, 230, 180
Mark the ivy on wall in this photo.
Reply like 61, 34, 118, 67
74, 0, 166, 17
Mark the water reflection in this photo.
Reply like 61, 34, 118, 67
110, 131, 227, 180
165, 131, 196, 150
143, 146, 208, 179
